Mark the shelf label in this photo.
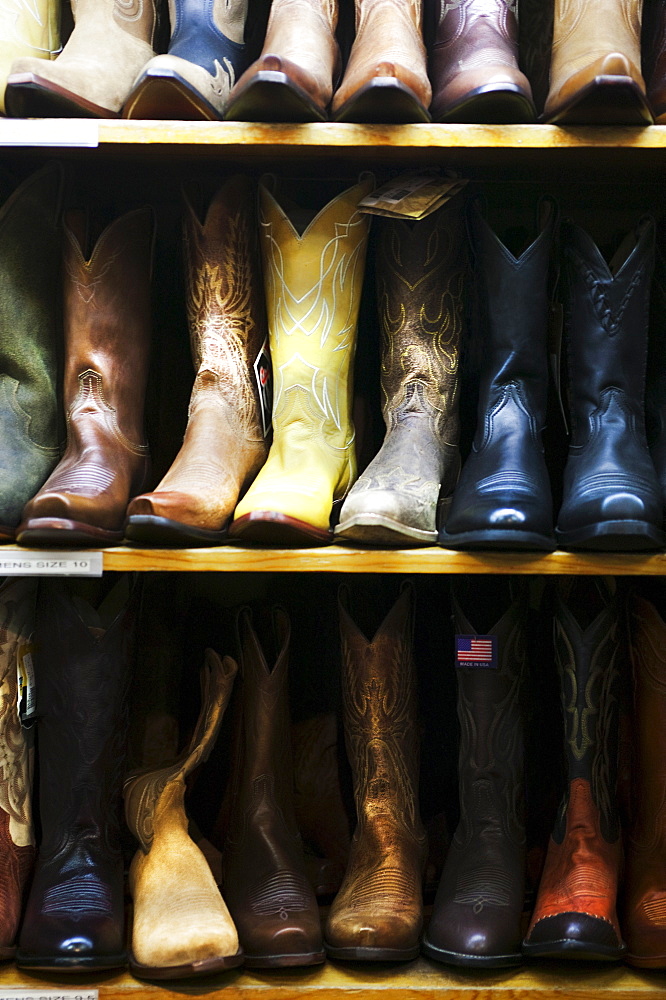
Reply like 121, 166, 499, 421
0, 992, 98, 1000
0, 550, 103, 577
0, 120, 99, 147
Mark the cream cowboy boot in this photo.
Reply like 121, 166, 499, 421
0, 0, 59, 113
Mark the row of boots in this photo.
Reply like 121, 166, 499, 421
2, 165, 666, 553
3, 0, 666, 124
2, 572, 666, 974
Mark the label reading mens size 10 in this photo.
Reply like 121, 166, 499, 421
0, 992, 98, 1000
253, 338, 273, 437
455, 634, 498, 669
0, 551, 103, 577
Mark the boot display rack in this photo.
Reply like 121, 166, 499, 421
2, 119, 666, 999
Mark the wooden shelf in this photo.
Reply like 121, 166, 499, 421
2, 958, 666, 1000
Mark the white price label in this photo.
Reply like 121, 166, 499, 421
0, 992, 98, 1000
0, 119, 99, 147
0, 550, 103, 577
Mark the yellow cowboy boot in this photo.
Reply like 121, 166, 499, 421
0, 0, 59, 114
230, 174, 374, 546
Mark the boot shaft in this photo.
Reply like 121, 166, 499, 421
71, 0, 157, 46
434, 0, 519, 53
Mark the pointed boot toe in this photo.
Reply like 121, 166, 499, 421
225, 55, 330, 122
123, 56, 230, 120
523, 912, 625, 961
125, 492, 230, 546
543, 52, 652, 124
325, 905, 421, 961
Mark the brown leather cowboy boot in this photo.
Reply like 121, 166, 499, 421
422, 578, 528, 968
543, 0, 651, 123
125, 650, 242, 979
622, 589, 666, 968
222, 606, 324, 968
429, 0, 535, 123
126, 177, 268, 546
225, 0, 340, 121
17, 207, 154, 547
335, 194, 467, 546
324, 584, 426, 961
523, 578, 626, 961
0, 578, 38, 960
331, 0, 431, 121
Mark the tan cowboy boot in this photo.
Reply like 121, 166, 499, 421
324, 584, 427, 961
331, 0, 431, 121
543, 0, 651, 123
230, 175, 373, 546
5, 0, 157, 117
0, 578, 37, 960
0, 0, 60, 113
125, 650, 242, 979
126, 177, 268, 547
17, 207, 154, 547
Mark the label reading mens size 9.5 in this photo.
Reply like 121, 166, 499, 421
0, 992, 98, 1000
0, 551, 103, 577
455, 634, 498, 669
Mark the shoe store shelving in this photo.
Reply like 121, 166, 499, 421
2, 121, 666, 1000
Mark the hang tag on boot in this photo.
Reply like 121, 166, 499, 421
254, 338, 273, 437
17, 643, 36, 724
359, 170, 468, 220
455, 634, 498, 669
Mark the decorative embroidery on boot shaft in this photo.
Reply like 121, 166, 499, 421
0, 602, 32, 842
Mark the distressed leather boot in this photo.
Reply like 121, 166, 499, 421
336, 196, 467, 546
125, 650, 242, 979
644, 0, 666, 121
5, 0, 157, 116
0, 166, 62, 542
429, 0, 535, 123
0, 0, 59, 113
16, 577, 137, 971
439, 199, 557, 551
423, 578, 527, 968
555, 217, 664, 551
18, 207, 154, 548
0, 578, 38, 960
222, 607, 324, 968
230, 176, 373, 545
123, 0, 256, 118
126, 177, 268, 547
331, 0, 430, 121
225, 0, 340, 121
324, 584, 426, 961
523, 578, 626, 961
622, 590, 666, 968
543, 0, 651, 123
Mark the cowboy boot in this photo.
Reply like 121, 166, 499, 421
439, 198, 557, 551
5, 0, 158, 117
555, 217, 664, 551
222, 606, 324, 968
122, 0, 258, 118
224, 0, 340, 121
646, 245, 666, 513
422, 578, 528, 968
644, 0, 666, 121
622, 589, 666, 968
126, 177, 268, 547
17, 206, 154, 548
125, 649, 242, 979
543, 0, 651, 124
0, 578, 38, 960
229, 175, 374, 546
0, 0, 60, 113
429, 0, 535, 123
523, 578, 626, 961
330, 0, 431, 122
335, 195, 467, 546
324, 584, 426, 961
16, 577, 137, 971
0, 165, 63, 542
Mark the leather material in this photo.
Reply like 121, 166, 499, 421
0, 0, 59, 113
644, 1, 666, 121
645, 248, 666, 510
123, 0, 251, 119
543, 0, 650, 123
222, 607, 324, 967
0, 166, 62, 540
16, 578, 137, 971
230, 176, 373, 544
429, 0, 535, 123
0, 578, 38, 958
555, 217, 664, 551
6, 0, 157, 116
18, 208, 154, 548
336, 197, 467, 545
225, 0, 340, 121
125, 651, 241, 978
126, 177, 268, 546
622, 594, 666, 968
423, 580, 527, 968
523, 579, 625, 960
330, 0, 431, 122
440, 200, 556, 550
324, 585, 426, 960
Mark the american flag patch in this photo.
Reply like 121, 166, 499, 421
455, 634, 497, 669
